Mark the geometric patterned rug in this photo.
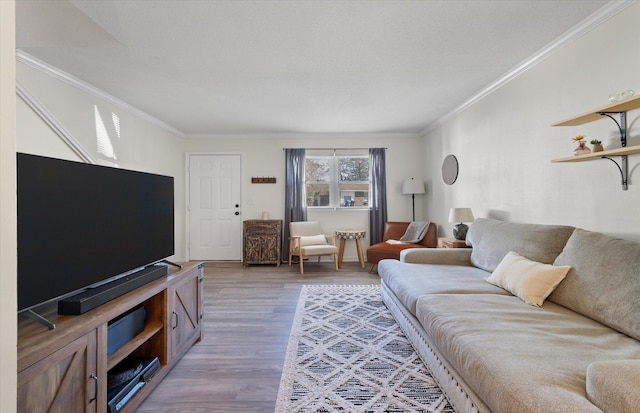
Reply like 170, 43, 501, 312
275, 285, 454, 413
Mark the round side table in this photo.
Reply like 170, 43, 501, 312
335, 230, 366, 269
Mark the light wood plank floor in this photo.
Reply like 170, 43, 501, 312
136, 261, 381, 412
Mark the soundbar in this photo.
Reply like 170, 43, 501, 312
58, 265, 168, 315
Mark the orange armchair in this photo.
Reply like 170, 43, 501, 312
366, 221, 437, 272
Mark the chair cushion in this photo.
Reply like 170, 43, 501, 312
367, 242, 429, 264
299, 244, 338, 255
299, 235, 327, 246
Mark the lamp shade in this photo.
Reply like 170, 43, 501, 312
402, 178, 425, 195
448, 208, 474, 223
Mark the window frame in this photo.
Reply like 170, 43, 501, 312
305, 152, 369, 210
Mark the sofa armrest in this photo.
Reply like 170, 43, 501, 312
586, 360, 640, 413
400, 248, 473, 266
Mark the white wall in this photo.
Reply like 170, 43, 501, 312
0, 1, 17, 411
17, 61, 187, 261
15, 57, 427, 266
423, 3, 640, 242
184, 134, 424, 260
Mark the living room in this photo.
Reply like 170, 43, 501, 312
2, 1, 640, 412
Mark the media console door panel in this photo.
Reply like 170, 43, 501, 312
169, 264, 204, 358
17, 329, 99, 413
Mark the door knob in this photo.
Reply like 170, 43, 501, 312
235, 211, 240, 215
235, 204, 240, 208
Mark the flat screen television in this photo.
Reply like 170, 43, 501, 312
17, 153, 175, 313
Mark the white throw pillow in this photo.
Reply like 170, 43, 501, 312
485, 251, 571, 307
299, 235, 328, 246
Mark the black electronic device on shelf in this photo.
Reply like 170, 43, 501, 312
107, 356, 161, 413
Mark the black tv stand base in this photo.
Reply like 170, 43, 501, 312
22, 309, 56, 330
161, 259, 182, 269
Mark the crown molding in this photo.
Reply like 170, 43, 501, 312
16, 50, 185, 138
422, 0, 635, 135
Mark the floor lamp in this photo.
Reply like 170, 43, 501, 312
402, 178, 425, 221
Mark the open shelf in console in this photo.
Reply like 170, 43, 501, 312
107, 291, 167, 370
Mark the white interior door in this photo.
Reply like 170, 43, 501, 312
188, 154, 241, 260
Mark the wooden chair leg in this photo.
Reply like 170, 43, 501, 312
299, 257, 304, 275
333, 254, 338, 271
368, 263, 375, 273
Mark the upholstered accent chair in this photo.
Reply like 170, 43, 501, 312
366, 221, 438, 272
289, 221, 339, 274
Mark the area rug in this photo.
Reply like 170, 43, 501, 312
275, 285, 454, 413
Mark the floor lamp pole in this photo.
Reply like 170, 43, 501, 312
411, 193, 416, 221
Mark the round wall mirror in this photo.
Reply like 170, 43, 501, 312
442, 154, 458, 185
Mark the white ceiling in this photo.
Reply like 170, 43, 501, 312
16, 0, 613, 136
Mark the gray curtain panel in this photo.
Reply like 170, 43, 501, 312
369, 148, 387, 245
283, 148, 307, 261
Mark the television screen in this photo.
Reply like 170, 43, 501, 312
17, 153, 175, 312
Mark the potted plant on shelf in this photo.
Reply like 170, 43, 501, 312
573, 135, 591, 156
590, 139, 604, 152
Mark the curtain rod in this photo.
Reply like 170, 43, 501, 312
282, 147, 387, 150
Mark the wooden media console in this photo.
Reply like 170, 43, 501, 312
17, 261, 204, 413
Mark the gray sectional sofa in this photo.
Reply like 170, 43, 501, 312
379, 218, 640, 413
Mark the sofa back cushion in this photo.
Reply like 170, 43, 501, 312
550, 228, 640, 340
466, 218, 575, 272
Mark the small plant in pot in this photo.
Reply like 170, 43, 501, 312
590, 139, 604, 152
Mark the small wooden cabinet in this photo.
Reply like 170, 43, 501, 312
17, 261, 204, 413
243, 219, 282, 266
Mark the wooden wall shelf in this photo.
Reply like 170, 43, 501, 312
552, 94, 640, 190
551, 144, 640, 163
552, 95, 640, 126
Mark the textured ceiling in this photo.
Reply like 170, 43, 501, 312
16, 0, 611, 135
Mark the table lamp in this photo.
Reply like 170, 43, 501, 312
448, 208, 474, 240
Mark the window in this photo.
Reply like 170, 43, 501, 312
305, 151, 369, 208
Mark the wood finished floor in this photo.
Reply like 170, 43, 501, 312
136, 261, 381, 413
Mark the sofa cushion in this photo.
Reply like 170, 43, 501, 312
550, 228, 640, 341
466, 218, 575, 272
415, 293, 640, 413
378, 259, 508, 315
586, 359, 640, 413
486, 251, 571, 307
